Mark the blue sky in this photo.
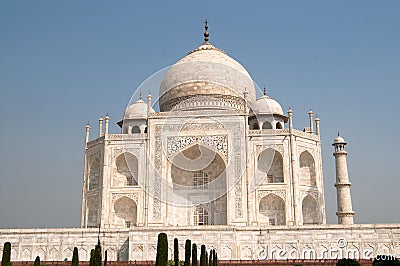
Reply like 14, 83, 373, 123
0, 1, 399, 228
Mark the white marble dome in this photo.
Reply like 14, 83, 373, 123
159, 42, 256, 112
252, 95, 284, 116
124, 99, 152, 119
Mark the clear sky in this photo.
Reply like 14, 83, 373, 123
0, 1, 399, 228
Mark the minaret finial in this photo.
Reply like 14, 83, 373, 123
204, 19, 209, 43
263, 85, 267, 96
139, 89, 142, 100
338, 131, 340, 137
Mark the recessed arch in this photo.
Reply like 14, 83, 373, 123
171, 144, 227, 225
115, 153, 138, 186
302, 195, 319, 224
258, 149, 284, 183
88, 158, 101, 190
299, 151, 317, 186
276, 122, 283, 129
262, 121, 272, 129
259, 193, 286, 225
114, 196, 137, 227
131, 126, 140, 134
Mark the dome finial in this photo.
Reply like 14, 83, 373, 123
263, 85, 267, 96
139, 89, 142, 100
204, 18, 210, 43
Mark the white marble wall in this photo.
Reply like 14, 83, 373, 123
1, 224, 399, 261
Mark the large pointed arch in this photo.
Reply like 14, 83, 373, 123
259, 193, 286, 225
171, 144, 227, 225
302, 195, 319, 224
114, 196, 137, 228
88, 158, 101, 190
299, 151, 316, 186
258, 149, 284, 183
115, 153, 138, 186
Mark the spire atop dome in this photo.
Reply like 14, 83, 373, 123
263, 85, 267, 96
204, 18, 210, 43
139, 89, 142, 100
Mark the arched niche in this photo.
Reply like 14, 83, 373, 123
171, 144, 227, 225
115, 153, 138, 186
258, 149, 284, 184
262, 121, 273, 129
299, 151, 317, 186
88, 158, 101, 190
259, 193, 286, 225
114, 196, 137, 227
131, 126, 141, 134
302, 195, 319, 224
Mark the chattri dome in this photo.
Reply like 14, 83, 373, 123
124, 99, 153, 120
159, 25, 256, 112
252, 95, 284, 116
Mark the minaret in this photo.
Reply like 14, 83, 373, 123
333, 133, 355, 225
308, 109, 314, 134
104, 113, 110, 135
85, 123, 90, 148
98, 116, 103, 138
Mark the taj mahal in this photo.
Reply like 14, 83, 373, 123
0, 22, 399, 261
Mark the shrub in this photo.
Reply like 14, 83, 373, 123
34, 256, 40, 266
200, 245, 206, 266
192, 243, 197, 266
1, 242, 11, 266
184, 240, 191, 266
156, 233, 168, 266
71, 247, 79, 266
174, 238, 179, 266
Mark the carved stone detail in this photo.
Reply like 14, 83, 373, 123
300, 190, 319, 201
112, 193, 139, 204
257, 190, 286, 202
256, 144, 284, 157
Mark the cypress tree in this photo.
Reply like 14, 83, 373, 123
34, 256, 40, 266
155, 233, 168, 266
214, 252, 218, 266
205, 251, 208, 266
90, 249, 95, 266
173, 238, 179, 266
71, 247, 79, 266
1, 242, 11, 266
94, 240, 102, 266
199, 245, 206, 266
191, 243, 197, 266
104, 250, 107, 266
184, 240, 191, 266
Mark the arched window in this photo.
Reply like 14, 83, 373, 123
194, 206, 209, 225
302, 195, 319, 224
86, 197, 99, 228
131, 126, 141, 134
276, 122, 283, 129
116, 153, 138, 186
258, 149, 284, 184
144, 127, 148, 133
193, 170, 209, 189
259, 194, 286, 225
262, 122, 272, 129
299, 151, 317, 186
88, 158, 101, 190
114, 196, 137, 227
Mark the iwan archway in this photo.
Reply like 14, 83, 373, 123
170, 144, 227, 226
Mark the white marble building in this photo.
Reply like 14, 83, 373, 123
0, 22, 399, 261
